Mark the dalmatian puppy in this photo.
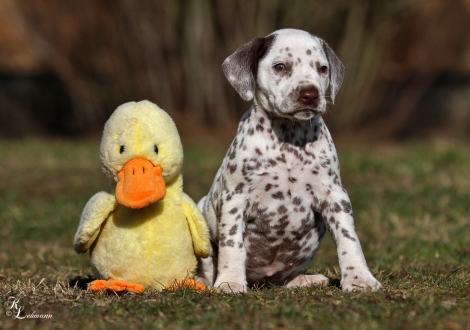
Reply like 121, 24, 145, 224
197, 29, 382, 293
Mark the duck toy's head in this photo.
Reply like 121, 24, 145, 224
100, 100, 183, 209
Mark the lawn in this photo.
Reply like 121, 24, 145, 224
0, 138, 469, 329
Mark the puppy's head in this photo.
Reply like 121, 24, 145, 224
223, 29, 344, 121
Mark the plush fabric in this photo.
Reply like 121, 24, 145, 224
73, 100, 210, 292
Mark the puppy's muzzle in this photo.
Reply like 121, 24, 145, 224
287, 85, 322, 119
298, 85, 319, 108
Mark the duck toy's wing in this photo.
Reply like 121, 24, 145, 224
73, 191, 117, 254
181, 193, 211, 258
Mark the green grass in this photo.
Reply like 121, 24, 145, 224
0, 138, 469, 329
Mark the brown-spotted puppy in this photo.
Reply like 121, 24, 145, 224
197, 28, 382, 293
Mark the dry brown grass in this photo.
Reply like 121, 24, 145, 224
1, 139, 469, 329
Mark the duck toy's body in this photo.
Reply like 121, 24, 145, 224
73, 100, 210, 293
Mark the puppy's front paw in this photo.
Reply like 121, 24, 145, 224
341, 270, 383, 292
215, 281, 247, 293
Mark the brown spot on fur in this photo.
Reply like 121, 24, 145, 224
340, 200, 352, 213
320, 200, 329, 211
332, 202, 342, 213
235, 182, 244, 193
277, 205, 288, 214
341, 228, 357, 242
228, 164, 237, 174
272, 191, 285, 200
229, 224, 238, 235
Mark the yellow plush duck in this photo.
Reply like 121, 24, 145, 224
73, 100, 210, 293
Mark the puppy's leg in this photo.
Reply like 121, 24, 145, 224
195, 243, 217, 286
198, 193, 247, 292
195, 196, 218, 286
214, 244, 247, 292
213, 197, 247, 293
324, 193, 383, 292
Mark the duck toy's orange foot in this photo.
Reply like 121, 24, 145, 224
167, 278, 209, 292
89, 279, 145, 294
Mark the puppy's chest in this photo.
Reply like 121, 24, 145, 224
227, 117, 340, 201
232, 129, 324, 232
242, 145, 310, 197
222, 115, 337, 228
233, 128, 324, 202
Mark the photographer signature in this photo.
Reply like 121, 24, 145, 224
3, 296, 53, 319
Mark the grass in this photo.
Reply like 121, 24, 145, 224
0, 138, 469, 329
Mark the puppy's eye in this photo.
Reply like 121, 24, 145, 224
320, 65, 328, 74
274, 63, 286, 71
119, 145, 125, 154
154, 145, 159, 154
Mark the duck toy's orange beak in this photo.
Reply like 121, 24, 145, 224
115, 157, 166, 209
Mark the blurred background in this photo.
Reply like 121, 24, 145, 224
0, 0, 470, 141
1, 3, 469, 322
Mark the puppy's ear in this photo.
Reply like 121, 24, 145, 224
321, 40, 345, 103
222, 35, 276, 101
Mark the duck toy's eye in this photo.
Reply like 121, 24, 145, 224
154, 145, 159, 154
119, 145, 125, 154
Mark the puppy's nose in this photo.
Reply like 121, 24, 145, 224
299, 85, 319, 107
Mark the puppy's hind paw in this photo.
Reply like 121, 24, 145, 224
286, 274, 329, 288
215, 281, 247, 293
